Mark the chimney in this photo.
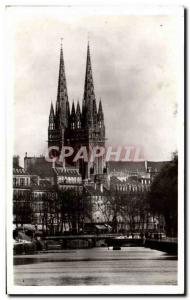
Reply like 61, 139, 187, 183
13, 156, 20, 168
145, 160, 148, 172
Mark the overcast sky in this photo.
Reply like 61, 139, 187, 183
9, 7, 183, 165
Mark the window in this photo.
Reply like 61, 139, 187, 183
20, 178, 25, 186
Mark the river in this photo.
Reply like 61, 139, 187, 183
14, 247, 177, 286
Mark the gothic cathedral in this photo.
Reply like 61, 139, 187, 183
48, 43, 106, 180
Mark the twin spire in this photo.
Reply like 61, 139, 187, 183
49, 42, 104, 130
83, 42, 95, 106
57, 45, 68, 105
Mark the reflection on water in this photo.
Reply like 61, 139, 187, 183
14, 247, 177, 286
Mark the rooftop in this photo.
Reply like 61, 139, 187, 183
53, 167, 81, 177
108, 160, 169, 174
13, 167, 30, 176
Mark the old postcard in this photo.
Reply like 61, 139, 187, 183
5, 4, 184, 295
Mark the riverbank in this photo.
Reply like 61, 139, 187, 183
14, 236, 178, 255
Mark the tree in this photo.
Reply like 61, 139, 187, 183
147, 153, 178, 237
13, 190, 33, 227
102, 190, 149, 233
54, 189, 92, 234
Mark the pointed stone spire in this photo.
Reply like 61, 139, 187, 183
98, 99, 104, 121
83, 42, 96, 127
49, 102, 55, 129
71, 101, 75, 115
84, 42, 95, 101
76, 101, 81, 128
76, 101, 81, 116
56, 40, 68, 128
70, 101, 76, 129
50, 102, 54, 117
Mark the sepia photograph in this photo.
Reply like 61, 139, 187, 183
6, 4, 184, 295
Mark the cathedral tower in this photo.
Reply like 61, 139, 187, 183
48, 42, 69, 152
48, 42, 106, 179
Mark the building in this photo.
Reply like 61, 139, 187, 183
24, 154, 54, 185
24, 154, 83, 191
13, 156, 35, 226
48, 42, 106, 180
13, 41, 169, 234
14, 156, 81, 231
53, 166, 83, 192
110, 176, 150, 194
108, 161, 168, 179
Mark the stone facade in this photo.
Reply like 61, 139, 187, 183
48, 43, 106, 180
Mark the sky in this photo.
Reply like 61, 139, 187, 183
8, 7, 183, 165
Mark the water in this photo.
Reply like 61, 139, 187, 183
14, 247, 177, 286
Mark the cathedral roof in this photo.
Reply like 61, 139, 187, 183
108, 160, 169, 174
108, 161, 146, 173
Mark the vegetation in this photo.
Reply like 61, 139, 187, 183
147, 153, 178, 237
13, 191, 33, 227
39, 190, 92, 235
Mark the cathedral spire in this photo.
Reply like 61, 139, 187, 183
50, 102, 54, 117
49, 102, 55, 129
98, 99, 104, 121
76, 101, 81, 128
83, 42, 95, 103
83, 42, 96, 127
71, 101, 75, 114
70, 101, 76, 129
56, 41, 68, 128
76, 100, 81, 116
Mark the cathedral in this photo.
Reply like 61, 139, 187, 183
14, 42, 168, 233
48, 42, 106, 180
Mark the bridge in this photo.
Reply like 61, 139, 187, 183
44, 234, 177, 255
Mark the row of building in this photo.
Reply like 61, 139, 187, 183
13, 155, 166, 233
